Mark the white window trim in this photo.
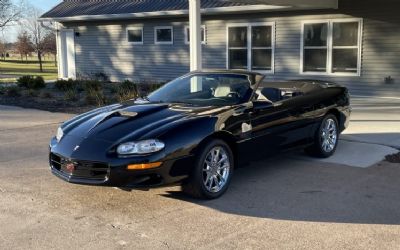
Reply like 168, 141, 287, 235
184, 25, 206, 45
300, 18, 363, 77
154, 26, 173, 45
226, 22, 275, 74
126, 27, 143, 45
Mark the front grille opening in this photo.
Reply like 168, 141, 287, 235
50, 153, 109, 181
50, 153, 61, 170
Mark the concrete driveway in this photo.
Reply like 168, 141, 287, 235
0, 97, 399, 250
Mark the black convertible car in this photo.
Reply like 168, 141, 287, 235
49, 70, 350, 199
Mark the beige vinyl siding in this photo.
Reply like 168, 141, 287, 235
62, 0, 400, 96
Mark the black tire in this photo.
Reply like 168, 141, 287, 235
182, 139, 234, 199
305, 114, 339, 158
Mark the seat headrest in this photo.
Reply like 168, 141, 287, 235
214, 85, 231, 97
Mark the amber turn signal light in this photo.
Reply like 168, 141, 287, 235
127, 162, 162, 170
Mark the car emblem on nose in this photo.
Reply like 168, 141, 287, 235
73, 145, 80, 151
65, 163, 75, 173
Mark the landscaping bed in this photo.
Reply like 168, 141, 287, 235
0, 76, 163, 114
385, 152, 400, 164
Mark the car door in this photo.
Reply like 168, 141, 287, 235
244, 86, 313, 158
280, 91, 319, 147
247, 98, 292, 157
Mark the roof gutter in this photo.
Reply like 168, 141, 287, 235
39, 5, 304, 22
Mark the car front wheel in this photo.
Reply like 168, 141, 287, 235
182, 139, 234, 199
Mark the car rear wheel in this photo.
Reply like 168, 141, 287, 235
182, 139, 234, 199
305, 114, 339, 158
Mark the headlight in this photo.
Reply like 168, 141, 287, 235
56, 127, 64, 142
117, 139, 165, 155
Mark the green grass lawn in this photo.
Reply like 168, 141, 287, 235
0, 57, 58, 82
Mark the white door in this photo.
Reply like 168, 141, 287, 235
59, 30, 76, 79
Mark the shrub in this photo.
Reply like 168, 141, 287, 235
83, 80, 102, 92
106, 84, 118, 94
85, 88, 105, 106
41, 91, 53, 99
17, 75, 34, 88
5, 86, 21, 97
32, 76, 45, 89
117, 80, 138, 102
27, 89, 39, 97
64, 89, 79, 101
17, 75, 45, 89
105, 95, 118, 104
55, 79, 79, 91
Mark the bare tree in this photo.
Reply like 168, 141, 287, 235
0, 39, 6, 60
0, 0, 22, 28
15, 30, 33, 60
42, 32, 56, 66
24, 7, 48, 72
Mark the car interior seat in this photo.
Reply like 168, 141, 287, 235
260, 88, 282, 102
214, 85, 231, 97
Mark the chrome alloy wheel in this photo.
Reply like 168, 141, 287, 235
202, 146, 231, 193
321, 118, 338, 153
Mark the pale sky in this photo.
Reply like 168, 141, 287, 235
1, 0, 62, 42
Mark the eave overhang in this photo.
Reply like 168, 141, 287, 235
39, 0, 338, 22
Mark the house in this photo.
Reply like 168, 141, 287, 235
40, 0, 400, 96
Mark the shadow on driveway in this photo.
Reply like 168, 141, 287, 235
162, 150, 400, 225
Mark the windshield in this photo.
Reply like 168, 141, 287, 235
148, 73, 254, 106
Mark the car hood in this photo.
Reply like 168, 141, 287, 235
62, 101, 230, 143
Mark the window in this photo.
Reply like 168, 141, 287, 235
154, 26, 173, 44
303, 22, 328, 72
127, 27, 143, 44
301, 19, 362, 75
227, 23, 274, 73
184, 25, 206, 44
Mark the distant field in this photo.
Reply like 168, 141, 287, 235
0, 57, 58, 82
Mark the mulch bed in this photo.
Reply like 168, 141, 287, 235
0, 96, 94, 114
385, 152, 400, 164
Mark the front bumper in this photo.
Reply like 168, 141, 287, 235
49, 152, 194, 188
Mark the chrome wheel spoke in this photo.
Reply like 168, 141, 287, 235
218, 154, 227, 165
207, 176, 214, 190
219, 163, 229, 170
321, 118, 337, 153
202, 145, 231, 193
217, 172, 226, 183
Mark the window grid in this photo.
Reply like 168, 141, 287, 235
301, 19, 362, 76
226, 22, 275, 74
